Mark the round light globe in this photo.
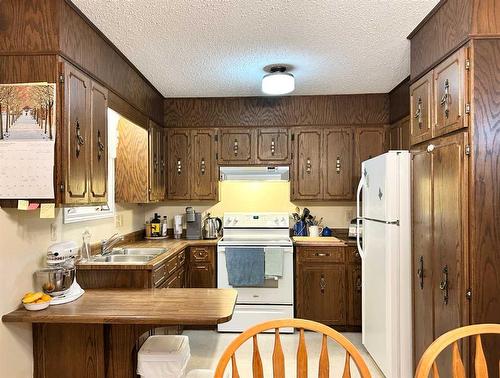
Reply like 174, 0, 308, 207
262, 72, 295, 95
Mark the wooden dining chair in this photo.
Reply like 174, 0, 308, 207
414, 323, 500, 378
213, 318, 372, 378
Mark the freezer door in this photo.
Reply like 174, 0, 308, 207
361, 152, 402, 222
362, 219, 400, 378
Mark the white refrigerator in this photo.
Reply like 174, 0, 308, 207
356, 151, 412, 378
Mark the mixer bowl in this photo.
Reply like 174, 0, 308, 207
35, 266, 75, 296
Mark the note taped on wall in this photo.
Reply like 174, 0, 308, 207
0, 83, 56, 199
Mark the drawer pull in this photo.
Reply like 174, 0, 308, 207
75, 120, 85, 158
306, 158, 312, 174
354, 250, 360, 259
233, 139, 239, 155
414, 97, 423, 128
320, 274, 326, 294
336, 156, 341, 174
439, 265, 449, 305
176, 159, 182, 174
440, 79, 450, 119
271, 139, 276, 155
356, 276, 362, 293
200, 159, 206, 175
315, 253, 330, 257
97, 130, 105, 161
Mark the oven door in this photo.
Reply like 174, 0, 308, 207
217, 245, 293, 304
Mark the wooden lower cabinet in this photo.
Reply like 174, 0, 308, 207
187, 246, 216, 288
295, 246, 361, 328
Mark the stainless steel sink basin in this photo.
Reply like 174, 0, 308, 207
90, 255, 155, 263
111, 247, 167, 256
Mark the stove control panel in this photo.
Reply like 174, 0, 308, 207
223, 213, 289, 228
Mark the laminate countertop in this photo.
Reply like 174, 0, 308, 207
77, 237, 219, 270
2, 288, 237, 325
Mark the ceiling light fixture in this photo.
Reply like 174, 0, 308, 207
262, 66, 295, 95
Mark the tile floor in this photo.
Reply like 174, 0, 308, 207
185, 330, 384, 377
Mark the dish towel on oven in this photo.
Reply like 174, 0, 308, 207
225, 248, 265, 287
264, 248, 284, 278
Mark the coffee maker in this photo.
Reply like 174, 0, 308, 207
185, 207, 202, 240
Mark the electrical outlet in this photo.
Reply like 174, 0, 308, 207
50, 223, 57, 241
115, 214, 123, 228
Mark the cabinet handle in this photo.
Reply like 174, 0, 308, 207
200, 159, 206, 175
271, 139, 276, 156
233, 139, 238, 155
177, 159, 182, 175
320, 274, 326, 294
439, 265, 449, 305
354, 250, 360, 259
306, 158, 312, 174
75, 120, 85, 158
356, 275, 362, 293
195, 250, 207, 259
426, 144, 435, 153
440, 79, 450, 119
97, 130, 105, 161
336, 156, 341, 174
417, 256, 424, 290
414, 97, 423, 128
314, 252, 330, 257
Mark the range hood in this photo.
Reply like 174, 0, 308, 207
219, 166, 289, 181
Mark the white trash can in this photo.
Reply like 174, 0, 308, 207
137, 335, 191, 378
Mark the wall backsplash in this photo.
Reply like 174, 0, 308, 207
147, 181, 356, 230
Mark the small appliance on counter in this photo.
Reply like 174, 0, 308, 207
35, 241, 84, 305
185, 207, 202, 240
203, 213, 222, 239
348, 218, 362, 239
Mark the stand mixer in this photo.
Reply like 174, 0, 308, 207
35, 241, 84, 305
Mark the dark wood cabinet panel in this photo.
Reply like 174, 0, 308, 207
354, 127, 385, 185
218, 129, 254, 164
432, 47, 469, 138
297, 264, 346, 325
389, 126, 401, 150
89, 80, 108, 203
62, 62, 90, 204
400, 117, 410, 150
347, 264, 362, 326
167, 129, 190, 200
188, 246, 216, 288
256, 128, 291, 163
323, 128, 353, 200
410, 71, 433, 146
292, 128, 322, 200
191, 129, 217, 200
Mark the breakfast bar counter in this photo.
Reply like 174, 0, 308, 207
3, 288, 237, 378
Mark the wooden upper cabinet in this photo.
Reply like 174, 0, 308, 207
433, 47, 469, 138
148, 123, 159, 201
256, 128, 291, 163
389, 126, 401, 150
191, 129, 217, 200
323, 128, 353, 200
62, 62, 91, 204
89, 81, 108, 203
410, 71, 433, 145
218, 129, 254, 164
292, 128, 322, 200
167, 129, 190, 200
400, 117, 410, 150
354, 127, 385, 185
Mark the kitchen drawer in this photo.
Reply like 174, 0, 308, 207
177, 249, 187, 267
346, 247, 361, 264
165, 255, 179, 276
153, 264, 167, 287
296, 247, 345, 263
190, 246, 213, 263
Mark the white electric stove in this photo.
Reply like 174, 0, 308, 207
217, 212, 294, 333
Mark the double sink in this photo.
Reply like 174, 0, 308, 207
88, 247, 167, 264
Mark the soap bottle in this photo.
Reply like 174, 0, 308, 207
151, 213, 161, 237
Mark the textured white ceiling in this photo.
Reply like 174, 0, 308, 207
72, 0, 439, 97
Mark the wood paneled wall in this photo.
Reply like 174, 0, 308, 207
0, 55, 58, 84
470, 38, 500, 375
389, 77, 410, 123
0, 0, 163, 125
164, 94, 389, 128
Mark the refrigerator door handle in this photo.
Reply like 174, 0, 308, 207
356, 175, 365, 259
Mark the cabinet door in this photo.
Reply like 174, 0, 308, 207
188, 263, 215, 288
148, 124, 159, 201
191, 129, 217, 200
292, 129, 322, 200
89, 80, 108, 203
218, 129, 254, 164
354, 127, 385, 185
389, 125, 401, 150
410, 71, 433, 145
256, 128, 291, 163
323, 128, 353, 200
63, 63, 90, 204
347, 264, 362, 326
431, 132, 469, 375
157, 127, 166, 201
297, 263, 346, 324
433, 48, 468, 138
412, 144, 434, 369
167, 129, 190, 199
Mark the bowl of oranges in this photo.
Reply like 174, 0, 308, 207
22, 292, 52, 311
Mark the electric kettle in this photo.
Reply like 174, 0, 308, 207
203, 213, 222, 239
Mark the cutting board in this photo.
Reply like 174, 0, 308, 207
292, 236, 344, 244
